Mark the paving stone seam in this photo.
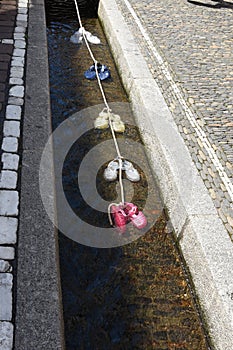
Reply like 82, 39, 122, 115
116, 0, 233, 240
0, 0, 28, 348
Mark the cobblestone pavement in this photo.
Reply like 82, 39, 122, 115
0, 0, 27, 348
116, 0, 233, 239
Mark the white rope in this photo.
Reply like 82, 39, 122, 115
73, 0, 125, 206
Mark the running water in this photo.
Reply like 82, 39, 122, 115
45, 1, 212, 348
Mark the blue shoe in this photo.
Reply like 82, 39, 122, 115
84, 63, 111, 81
84, 64, 96, 80
98, 65, 111, 81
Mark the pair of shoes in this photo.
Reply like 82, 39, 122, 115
94, 111, 125, 133
104, 159, 140, 182
70, 27, 100, 45
111, 202, 147, 233
84, 63, 111, 81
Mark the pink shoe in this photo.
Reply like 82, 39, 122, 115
111, 205, 128, 233
125, 202, 147, 230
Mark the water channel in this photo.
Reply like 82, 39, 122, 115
45, 0, 212, 348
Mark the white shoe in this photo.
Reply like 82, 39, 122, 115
99, 110, 109, 119
94, 116, 109, 129
70, 29, 83, 44
84, 30, 101, 44
123, 160, 140, 182
112, 120, 125, 133
104, 161, 119, 181
110, 113, 121, 122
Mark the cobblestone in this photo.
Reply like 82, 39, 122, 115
14, 39, 25, 48
1, 153, 19, 170
0, 273, 13, 320
0, 260, 11, 273
11, 56, 24, 67
9, 77, 23, 85
0, 247, 14, 260
0, 217, 17, 244
3, 120, 20, 137
0, 170, 17, 189
10, 66, 24, 78
13, 48, 25, 57
9, 85, 24, 97
6, 104, 21, 119
7, 97, 23, 105
0, 190, 19, 216
2, 137, 18, 152
0, 322, 13, 349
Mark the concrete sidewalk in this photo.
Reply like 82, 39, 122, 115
98, 0, 233, 349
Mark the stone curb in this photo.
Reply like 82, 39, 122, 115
13, 0, 65, 349
98, 1, 233, 349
